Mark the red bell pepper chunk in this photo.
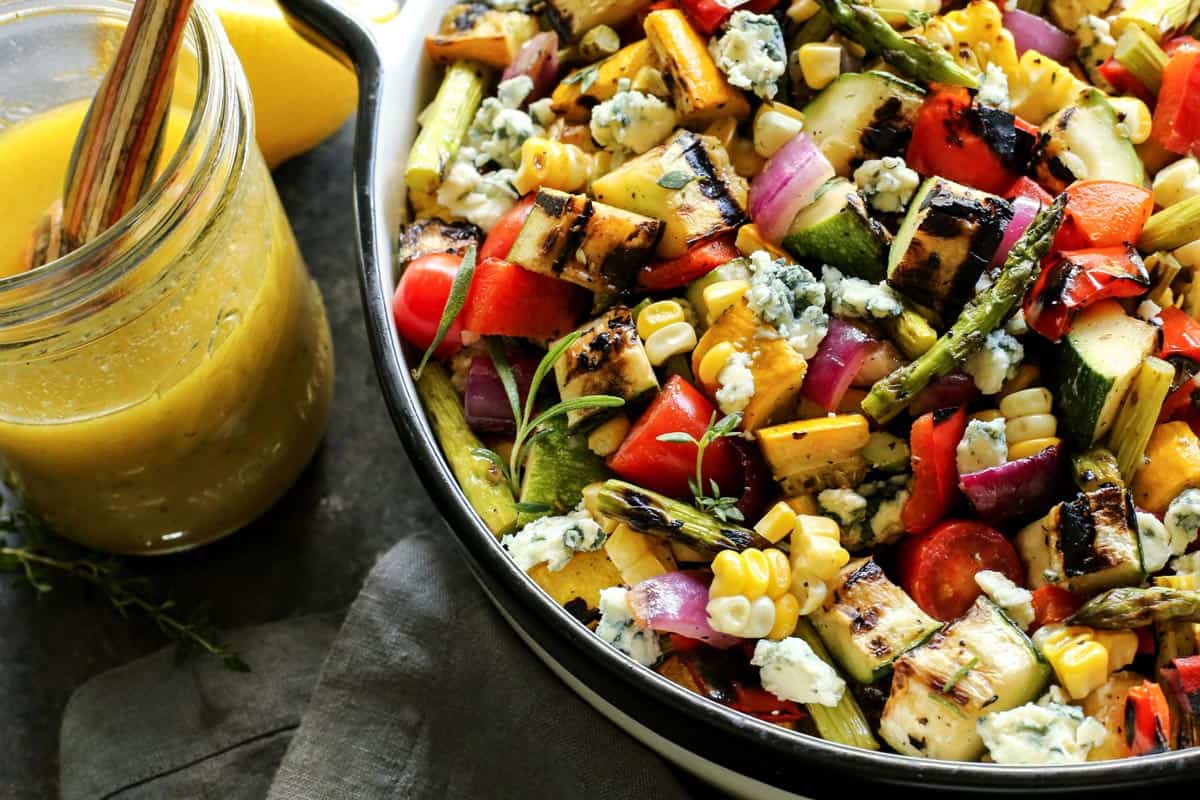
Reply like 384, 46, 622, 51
1152, 48, 1200, 156
906, 87, 1036, 194
1030, 585, 1083, 630
1097, 57, 1154, 104
1024, 245, 1151, 341
460, 258, 587, 340
607, 375, 742, 498
1163, 655, 1200, 722
1125, 681, 1173, 756
1003, 175, 1054, 207
479, 194, 536, 261
897, 519, 1023, 620
1052, 181, 1156, 251
678, 0, 738, 33
637, 234, 741, 291
1159, 306, 1200, 362
902, 407, 966, 534
1159, 374, 1200, 428
1164, 35, 1200, 55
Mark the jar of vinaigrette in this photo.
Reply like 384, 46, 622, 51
0, 1, 334, 553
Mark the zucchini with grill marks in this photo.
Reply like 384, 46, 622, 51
809, 557, 942, 684
591, 130, 748, 260
554, 307, 659, 428
1034, 89, 1145, 193
508, 189, 663, 293
544, 0, 652, 41
880, 597, 1050, 762
782, 178, 891, 282
800, 71, 925, 177
425, 4, 539, 68
398, 218, 482, 266
886, 177, 1013, 316
1015, 485, 1145, 594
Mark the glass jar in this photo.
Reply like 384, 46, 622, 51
0, 1, 334, 553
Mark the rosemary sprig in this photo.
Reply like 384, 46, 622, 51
657, 411, 746, 522
415, 245, 478, 378
0, 507, 248, 672
480, 332, 624, 492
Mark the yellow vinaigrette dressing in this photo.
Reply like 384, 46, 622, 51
0, 89, 333, 550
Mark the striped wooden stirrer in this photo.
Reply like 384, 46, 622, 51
23, 0, 195, 270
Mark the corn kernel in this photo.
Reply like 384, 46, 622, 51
1008, 436, 1062, 461
702, 117, 737, 150
1000, 387, 1054, 418
697, 340, 737, 386
764, 548, 792, 599
1154, 156, 1200, 209
644, 321, 698, 366
740, 548, 772, 599
637, 300, 686, 339
799, 534, 850, 582
707, 595, 751, 634
701, 281, 750, 325
999, 364, 1041, 398
729, 136, 764, 178
792, 576, 828, 616
587, 414, 630, 457
1155, 573, 1199, 589
1038, 626, 1113, 699
710, 549, 746, 598
785, 0, 820, 22
1093, 630, 1138, 673
735, 224, 790, 261
768, 593, 801, 640
798, 43, 842, 91
796, 514, 841, 542
1006, 413, 1057, 444
755, 502, 799, 545
1109, 96, 1152, 145
753, 108, 805, 159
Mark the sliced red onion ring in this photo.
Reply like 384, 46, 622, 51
748, 132, 835, 244
628, 571, 741, 649
910, 372, 980, 417
959, 443, 1064, 522
730, 438, 771, 523
802, 319, 876, 412
464, 354, 535, 434
501, 32, 560, 102
990, 194, 1043, 269
1003, 10, 1076, 63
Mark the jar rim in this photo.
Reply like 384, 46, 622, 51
0, 0, 239, 320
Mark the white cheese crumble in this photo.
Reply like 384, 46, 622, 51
436, 149, 519, 230
715, 350, 756, 414
751, 637, 846, 706
501, 507, 606, 572
964, 329, 1024, 395
1172, 551, 1200, 577
977, 62, 1011, 110
1074, 15, 1117, 82
1137, 511, 1172, 573
596, 586, 662, 666
852, 156, 920, 213
821, 476, 911, 552
978, 689, 1107, 764
466, 76, 547, 170
817, 488, 868, 529
1165, 488, 1200, 555
708, 11, 787, 100
1004, 308, 1029, 336
821, 266, 903, 319
745, 251, 829, 359
975, 570, 1034, 630
956, 417, 1008, 476
590, 78, 677, 154
1137, 299, 1163, 322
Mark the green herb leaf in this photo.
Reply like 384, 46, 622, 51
486, 337, 522, 425
656, 432, 697, 444
526, 396, 626, 435
515, 501, 553, 514
415, 244, 477, 378
523, 331, 582, 430
656, 171, 696, 190
942, 656, 979, 694
564, 65, 599, 91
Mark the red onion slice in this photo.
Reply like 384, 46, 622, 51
959, 443, 1064, 522
910, 372, 980, 417
730, 438, 771, 522
501, 32, 560, 102
748, 132, 835, 244
629, 571, 741, 649
989, 194, 1043, 269
802, 319, 876, 411
464, 354, 535, 434
1003, 10, 1076, 63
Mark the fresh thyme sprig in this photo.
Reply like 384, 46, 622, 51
656, 411, 746, 523
472, 332, 624, 494
0, 507, 249, 672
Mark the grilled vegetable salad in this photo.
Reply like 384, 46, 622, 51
398, 0, 1200, 764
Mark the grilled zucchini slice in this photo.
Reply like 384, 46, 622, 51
880, 597, 1050, 762
801, 71, 924, 177
810, 557, 941, 683
398, 218, 482, 266
1034, 89, 1145, 192
508, 189, 663, 293
554, 307, 659, 428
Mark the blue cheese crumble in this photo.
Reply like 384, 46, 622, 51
1172, 551, 1200, 578
817, 478, 912, 552
822, 266, 903, 319
976, 63, 1011, 111
975, 570, 1034, 629
745, 251, 829, 358
596, 586, 662, 666
1137, 511, 1172, 573
1164, 488, 1200, 555
956, 417, 1008, 476
715, 350, 756, 414
708, 11, 787, 100
590, 78, 677, 154
817, 487, 868, 529
977, 688, 1107, 764
501, 507, 606, 572
852, 156, 920, 213
436, 154, 519, 230
1074, 15, 1117, 85
964, 329, 1024, 395
751, 637, 846, 706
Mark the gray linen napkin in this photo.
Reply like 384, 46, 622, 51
60, 531, 692, 799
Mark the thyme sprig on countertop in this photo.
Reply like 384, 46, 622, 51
0, 506, 249, 672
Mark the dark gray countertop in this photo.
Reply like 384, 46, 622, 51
0, 123, 435, 799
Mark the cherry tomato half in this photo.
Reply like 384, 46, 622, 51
898, 519, 1023, 621
391, 252, 464, 357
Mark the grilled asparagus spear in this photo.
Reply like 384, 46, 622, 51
1072, 447, 1123, 492
862, 194, 1066, 423
792, 620, 881, 750
417, 363, 518, 536
817, 0, 979, 88
588, 480, 778, 553
1070, 587, 1200, 629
